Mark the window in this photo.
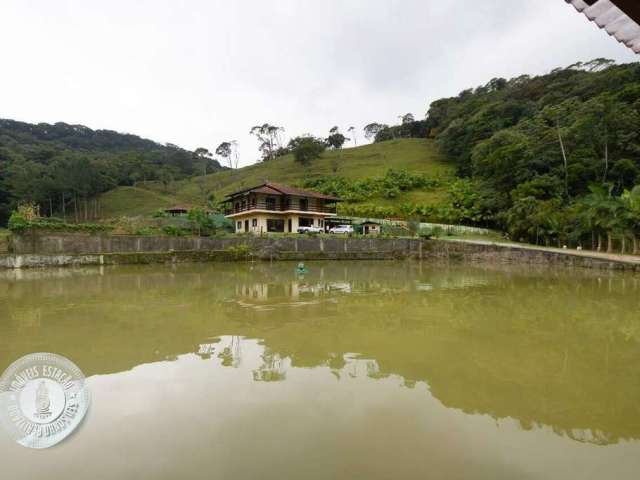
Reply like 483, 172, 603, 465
237, 221, 242, 231
267, 219, 285, 232
266, 197, 277, 211
299, 198, 308, 211
299, 217, 314, 227
252, 218, 257, 227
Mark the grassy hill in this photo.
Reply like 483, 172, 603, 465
97, 138, 453, 219
96, 187, 181, 218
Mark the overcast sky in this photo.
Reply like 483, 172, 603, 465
0, 0, 637, 166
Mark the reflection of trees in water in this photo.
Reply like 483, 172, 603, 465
252, 350, 287, 382
2, 262, 640, 445
217, 336, 243, 367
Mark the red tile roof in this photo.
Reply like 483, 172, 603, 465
164, 205, 213, 213
225, 182, 341, 201
164, 204, 192, 212
566, 0, 640, 53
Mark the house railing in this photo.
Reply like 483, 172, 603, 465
225, 201, 337, 215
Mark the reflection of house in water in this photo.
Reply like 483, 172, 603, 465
234, 280, 343, 309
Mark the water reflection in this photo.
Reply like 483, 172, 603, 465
1, 261, 639, 450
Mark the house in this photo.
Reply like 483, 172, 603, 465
164, 205, 192, 216
164, 205, 215, 217
360, 220, 381, 236
224, 182, 340, 234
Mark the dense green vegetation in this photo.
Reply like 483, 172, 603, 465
421, 59, 640, 251
3, 58, 640, 253
0, 119, 224, 224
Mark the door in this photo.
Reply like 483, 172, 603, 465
245, 220, 249, 232
288, 219, 292, 233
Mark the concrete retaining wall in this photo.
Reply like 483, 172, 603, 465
422, 240, 640, 272
2, 233, 639, 271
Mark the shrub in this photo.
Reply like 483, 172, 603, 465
304, 169, 439, 204
8, 211, 29, 232
419, 226, 445, 238
225, 243, 253, 260
162, 225, 187, 236
8, 213, 112, 234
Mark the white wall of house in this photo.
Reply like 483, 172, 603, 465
232, 213, 328, 234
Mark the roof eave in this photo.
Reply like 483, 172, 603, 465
566, 0, 640, 54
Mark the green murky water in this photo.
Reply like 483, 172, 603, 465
1, 261, 639, 479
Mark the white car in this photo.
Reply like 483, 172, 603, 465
330, 225, 354, 234
297, 225, 323, 234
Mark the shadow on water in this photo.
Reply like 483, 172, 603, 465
1, 261, 639, 446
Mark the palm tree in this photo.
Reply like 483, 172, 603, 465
582, 185, 622, 253
622, 186, 640, 255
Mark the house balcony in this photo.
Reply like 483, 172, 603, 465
225, 201, 337, 216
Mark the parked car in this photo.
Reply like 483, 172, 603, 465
329, 225, 354, 234
297, 225, 323, 234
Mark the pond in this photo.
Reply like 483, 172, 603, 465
1, 261, 639, 479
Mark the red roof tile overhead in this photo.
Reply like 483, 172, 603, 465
226, 182, 340, 201
566, 0, 640, 53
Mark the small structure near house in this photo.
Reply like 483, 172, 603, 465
164, 205, 215, 217
223, 182, 340, 234
360, 221, 381, 236
164, 205, 192, 216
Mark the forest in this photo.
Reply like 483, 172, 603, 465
376, 58, 640, 252
0, 120, 223, 223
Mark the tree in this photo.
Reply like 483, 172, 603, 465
158, 165, 180, 193
401, 113, 415, 124
290, 136, 326, 166
582, 185, 622, 253
250, 123, 284, 162
215, 142, 233, 168
363, 123, 387, 140
193, 147, 213, 176
230, 141, 240, 169
622, 186, 640, 254
326, 126, 348, 149
187, 207, 213, 236
347, 126, 357, 146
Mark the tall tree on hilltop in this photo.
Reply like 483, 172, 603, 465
250, 123, 284, 162
347, 126, 357, 146
363, 123, 387, 140
215, 142, 233, 169
231, 141, 240, 169
193, 147, 213, 176
290, 136, 326, 166
401, 113, 415, 124
326, 126, 348, 150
